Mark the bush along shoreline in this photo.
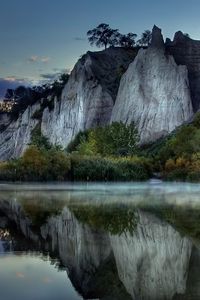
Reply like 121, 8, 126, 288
141, 112, 200, 182
0, 151, 152, 182
2, 114, 200, 183
0, 122, 152, 182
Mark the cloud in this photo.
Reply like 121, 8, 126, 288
0, 67, 71, 99
40, 68, 71, 81
74, 37, 86, 41
52, 67, 71, 73
16, 272, 25, 279
28, 55, 39, 63
52, 68, 62, 72
4, 76, 17, 82
40, 73, 57, 80
28, 56, 51, 64
41, 57, 50, 63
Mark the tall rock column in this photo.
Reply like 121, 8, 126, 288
111, 26, 193, 145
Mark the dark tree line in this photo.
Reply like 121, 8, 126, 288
87, 23, 152, 49
4, 73, 69, 119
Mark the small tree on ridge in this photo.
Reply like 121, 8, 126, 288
87, 23, 119, 49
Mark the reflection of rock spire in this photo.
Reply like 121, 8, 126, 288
110, 211, 192, 300
0, 196, 197, 300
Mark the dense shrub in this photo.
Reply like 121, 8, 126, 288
46, 148, 71, 181
67, 122, 139, 156
67, 130, 89, 153
0, 149, 152, 182
71, 155, 151, 181
187, 171, 200, 182
31, 124, 52, 150
164, 168, 188, 181
141, 112, 200, 181
0, 146, 71, 181
192, 111, 200, 129
0, 161, 18, 181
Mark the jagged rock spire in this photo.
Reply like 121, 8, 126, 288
173, 30, 190, 42
150, 25, 165, 50
111, 24, 193, 144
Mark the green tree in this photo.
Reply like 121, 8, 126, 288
138, 30, 152, 47
70, 122, 138, 156
87, 23, 119, 49
20, 145, 48, 180
119, 33, 137, 48
46, 148, 71, 180
31, 125, 51, 150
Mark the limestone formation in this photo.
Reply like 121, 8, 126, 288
0, 48, 135, 160
166, 32, 200, 111
0, 25, 198, 159
111, 26, 193, 144
41, 47, 136, 147
0, 103, 40, 160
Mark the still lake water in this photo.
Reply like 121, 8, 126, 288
0, 182, 200, 299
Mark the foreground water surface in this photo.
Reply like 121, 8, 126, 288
1, 182, 200, 299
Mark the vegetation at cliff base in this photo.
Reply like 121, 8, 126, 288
3, 112, 200, 182
0, 122, 152, 182
143, 112, 200, 181
67, 122, 138, 156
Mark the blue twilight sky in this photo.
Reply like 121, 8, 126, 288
0, 0, 200, 97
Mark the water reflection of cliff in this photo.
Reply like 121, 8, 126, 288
0, 186, 200, 300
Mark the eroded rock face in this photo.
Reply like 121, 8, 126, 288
111, 26, 193, 144
0, 104, 40, 160
41, 48, 136, 147
0, 48, 135, 160
0, 26, 198, 158
166, 32, 200, 111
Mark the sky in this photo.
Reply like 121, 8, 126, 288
1, 0, 200, 97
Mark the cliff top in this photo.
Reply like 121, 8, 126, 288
77, 47, 138, 100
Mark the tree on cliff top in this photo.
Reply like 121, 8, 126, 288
118, 33, 137, 48
138, 30, 152, 46
87, 23, 119, 49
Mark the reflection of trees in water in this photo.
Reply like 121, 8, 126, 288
18, 196, 67, 228
11, 192, 141, 236
145, 205, 200, 240
2, 189, 200, 240
69, 204, 139, 236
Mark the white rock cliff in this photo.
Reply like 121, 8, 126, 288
0, 26, 195, 159
0, 103, 40, 160
111, 26, 193, 144
41, 48, 135, 147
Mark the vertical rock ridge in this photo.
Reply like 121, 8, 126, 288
111, 26, 193, 144
166, 32, 200, 111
